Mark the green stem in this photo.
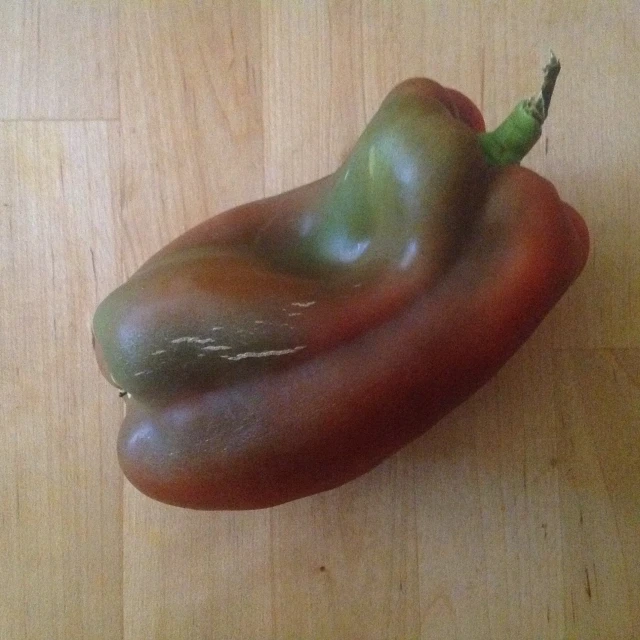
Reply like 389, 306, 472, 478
479, 53, 561, 166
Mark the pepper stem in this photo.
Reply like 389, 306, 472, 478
479, 53, 561, 166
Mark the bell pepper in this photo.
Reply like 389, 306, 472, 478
93, 55, 589, 509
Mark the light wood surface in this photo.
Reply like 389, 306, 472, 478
1, 2, 638, 639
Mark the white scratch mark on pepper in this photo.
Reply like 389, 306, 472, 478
221, 346, 307, 361
172, 336, 219, 345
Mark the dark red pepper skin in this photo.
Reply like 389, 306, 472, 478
94, 79, 589, 510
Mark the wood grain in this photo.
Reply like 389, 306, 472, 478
119, 0, 263, 274
0, 122, 123, 639
0, 0, 118, 119
1, 1, 639, 638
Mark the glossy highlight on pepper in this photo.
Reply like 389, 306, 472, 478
93, 57, 589, 510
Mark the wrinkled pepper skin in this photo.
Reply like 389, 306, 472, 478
93, 79, 589, 510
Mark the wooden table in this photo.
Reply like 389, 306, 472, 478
2, 2, 638, 638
